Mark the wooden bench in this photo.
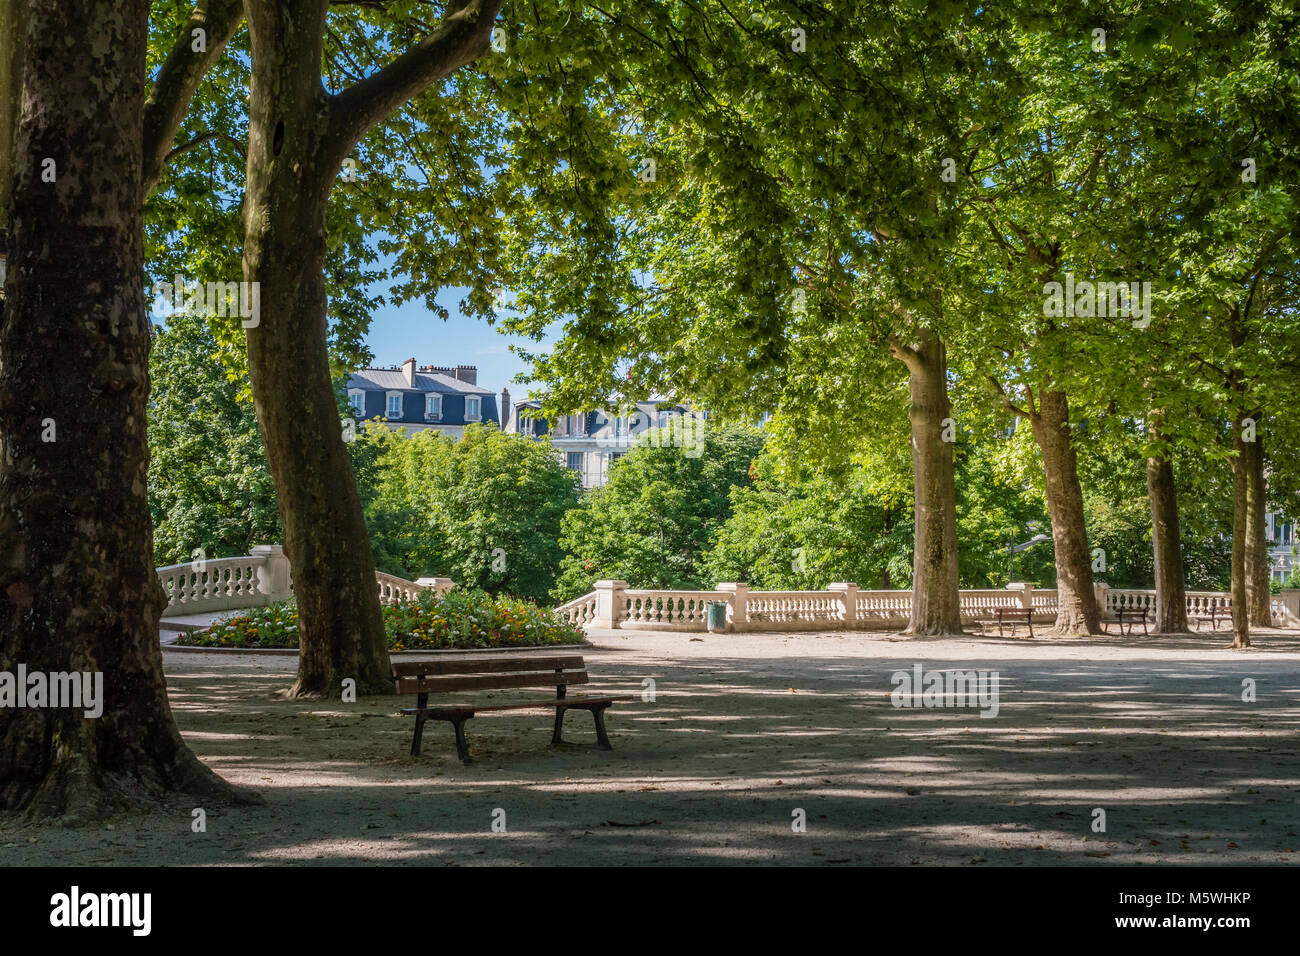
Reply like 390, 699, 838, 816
979, 607, 1035, 638
1191, 603, 1232, 631
1101, 606, 1148, 636
392, 655, 632, 764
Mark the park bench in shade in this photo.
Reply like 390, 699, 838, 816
1190, 601, 1232, 631
979, 607, 1035, 638
392, 655, 631, 764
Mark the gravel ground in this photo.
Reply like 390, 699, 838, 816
4, 627, 1299, 866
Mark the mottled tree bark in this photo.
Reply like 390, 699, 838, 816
0, 0, 245, 820
1146, 418, 1189, 633
1230, 417, 1251, 648
1243, 426, 1271, 626
1027, 390, 1099, 636
243, 2, 389, 696
891, 332, 962, 635
241, 0, 502, 695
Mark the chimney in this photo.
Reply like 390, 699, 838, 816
455, 365, 477, 385
500, 388, 511, 429
402, 357, 416, 387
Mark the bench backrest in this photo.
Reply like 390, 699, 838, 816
392, 655, 588, 696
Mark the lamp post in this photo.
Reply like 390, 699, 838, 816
0, 226, 7, 301
1007, 533, 1051, 584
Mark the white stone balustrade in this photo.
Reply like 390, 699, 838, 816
157, 544, 446, 615
555, 580, 1263, 634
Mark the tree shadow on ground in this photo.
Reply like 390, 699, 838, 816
3, 636, 1298, 866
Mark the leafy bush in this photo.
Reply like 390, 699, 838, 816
176, 588, 584, 649
351, 423, 579, 600
385, 587, 584, 649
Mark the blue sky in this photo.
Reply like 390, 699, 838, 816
360, 285, 557, 398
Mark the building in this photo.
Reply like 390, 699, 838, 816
346, 359, 509, 438
507, 399, 704, 489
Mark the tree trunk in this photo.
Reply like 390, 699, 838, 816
1027, 390, 1100, 635
243, 1, 391, 696
1230, 417, 1251, 648
0, 0, 245, 821
1243, 426, 1271, 626
1146, 418, 1189, 633
893, 332, 962, 635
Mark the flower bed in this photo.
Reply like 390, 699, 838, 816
175, 588, 584, 650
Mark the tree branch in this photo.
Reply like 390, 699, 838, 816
142, 0, 246, 196
325, 0, 504, 164
988, 374, 1031, 420
164, 130, 247, 164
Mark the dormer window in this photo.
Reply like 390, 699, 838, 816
425, 394, 441, 419
348, 391, 364, 416
465, 397, 481, 421
386, 392, 403, 418
570, 414, 585, 436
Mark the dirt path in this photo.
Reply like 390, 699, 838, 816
4, 628, 1299, 865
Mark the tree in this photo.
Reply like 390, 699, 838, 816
239, 0, 504, 697
0, 0, 244, 819
702, 451, 910, 591
356, 423, 579, 600
497, 3, 1026, 636
148, 310, 282, 564
553, 424, 764, 602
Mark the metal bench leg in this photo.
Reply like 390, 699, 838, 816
551, 704, 568, 746
410, 692, 429, 755
411, 712, 428, 756
451, 713, 474, 764
591, 704, 612, 751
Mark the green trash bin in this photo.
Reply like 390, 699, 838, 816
706, 600, 728, 633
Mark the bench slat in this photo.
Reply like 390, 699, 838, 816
395, 671, 589, 695
400, 694, 633, 715
392, 655, 584, 678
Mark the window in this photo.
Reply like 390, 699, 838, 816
614, 416, 625, 438
386, 393, 402, 418
348, 392, 364, 415
570, 414, 585, 435
658, 410, 672, 428
566, 452, 584, 471
465, 396, 481, 420
425, 394, 441, 418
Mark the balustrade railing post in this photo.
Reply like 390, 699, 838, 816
1007, 581, 1034, 614
251, 544, 291, 605
828, 582, 859, 629
1093, 580, 1110, 613
593, 580, 628, 629
1279, 589, 1300, 627
716, 582, 749, 633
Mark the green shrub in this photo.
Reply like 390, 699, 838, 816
176, 588, 584, 650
